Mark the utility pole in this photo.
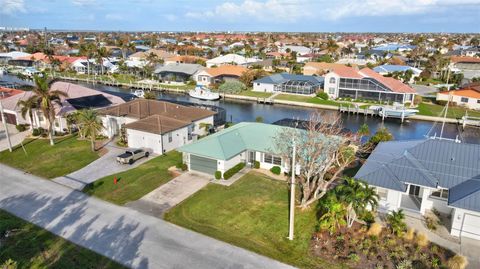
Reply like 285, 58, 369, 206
288, 140, 296, 241
440, 69, 451, 139
0, 100, 12, 152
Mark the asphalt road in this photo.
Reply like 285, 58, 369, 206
0, 163, 295, 269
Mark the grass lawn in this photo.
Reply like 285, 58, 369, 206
274, 94, 344, 107
164, 172, 346, 269
0, 135, 99, 179
0, 210, 125, 269
417, 102, 480, 118
83, 151, 181, 205
235, 90, 273, 98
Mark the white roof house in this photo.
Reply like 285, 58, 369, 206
0, 51, 31, 59
279, 45, 312, 56
205, 54, 259, 68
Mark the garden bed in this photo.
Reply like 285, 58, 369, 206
311, 223, 455, 269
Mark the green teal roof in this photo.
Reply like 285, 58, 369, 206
178, 122, 292, 160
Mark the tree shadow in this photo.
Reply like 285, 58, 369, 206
0, 190, 149, 269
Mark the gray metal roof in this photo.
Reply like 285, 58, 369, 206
253, 73, 324, 85
154, 63, 204, 75
355, 139, 480, 211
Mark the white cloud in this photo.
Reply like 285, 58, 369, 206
72, 0, 96, 6
186, 0, 310, 23
1, 0, 26, 15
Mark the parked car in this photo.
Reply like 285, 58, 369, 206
116, 148, 150, 165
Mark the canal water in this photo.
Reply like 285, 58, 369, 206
2, 74, 479, 143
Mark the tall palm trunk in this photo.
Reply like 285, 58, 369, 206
90, 135, 95, 152
48, 120, 55, 146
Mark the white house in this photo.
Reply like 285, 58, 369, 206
205, 53, 259, 68
178, 122, 291, 177
355, 139, 480, 241
253, 73, 324, 95
373, 65, 422, 83
99, 99, 215, 154
436, 87, 480, 110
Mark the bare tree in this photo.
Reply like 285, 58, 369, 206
274, 112, 358, 209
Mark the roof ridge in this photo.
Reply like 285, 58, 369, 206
448, 178, 480, 205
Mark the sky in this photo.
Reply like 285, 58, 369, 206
1, 0, 480, 33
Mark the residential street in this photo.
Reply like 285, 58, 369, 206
0, 163, 295, 269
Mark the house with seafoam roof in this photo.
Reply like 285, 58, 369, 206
355, 138, 480, 240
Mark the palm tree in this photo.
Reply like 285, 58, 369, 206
30, 75, 67, 145
318, 193, 347, 235
18, 97, 38, 130
338, 177, 379, 227
96, 46, 110, 75
76, 109, 103, 152
386, 209, 406, 235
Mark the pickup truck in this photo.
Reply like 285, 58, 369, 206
116, 148, 150, 165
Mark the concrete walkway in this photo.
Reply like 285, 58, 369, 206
53, 143, 152, 190
126, 171, 211, 217
0, 163, 294, 269
0, 123, 29, 152
212, 167, 251, 186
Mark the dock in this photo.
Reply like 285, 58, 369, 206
339, 105, 376, 116
461, 116, 480, 129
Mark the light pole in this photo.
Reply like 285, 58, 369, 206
288, 139, 296, 241
0, 99, 12, 152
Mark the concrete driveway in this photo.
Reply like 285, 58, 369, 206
53, 143, 153, 190
127, 171, 212, 217
0, 123, 29, 152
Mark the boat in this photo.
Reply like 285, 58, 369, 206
133, 90, 145, 98
189, 85, 220, 101
370, 104, 418, 119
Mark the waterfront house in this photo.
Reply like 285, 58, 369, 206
164, 55, 207, 65
323, 65, 416, 104
355, 138, 480, 240
303, 62, 348, 76
436, 84, 480, 110
205, 53, 258, 68
98, 99, 215, 154
154, 63, 204, 84
449, 56, 480, 82
252, 73, 324, 95
178, 122, 291, 176
194, 65, 247, 86
373, 65, 422, 83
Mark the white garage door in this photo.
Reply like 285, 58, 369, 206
461, 214, 480, 240
127, 130, 163, 154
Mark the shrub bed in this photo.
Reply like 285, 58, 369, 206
223, 162, 246, 180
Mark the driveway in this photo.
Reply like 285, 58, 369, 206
0, 123, 29, 152
0, 163, 294, 269
53, 143, 153, 190
127, 171, 211, 217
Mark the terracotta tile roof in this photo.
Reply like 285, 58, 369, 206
439, 88, 480, 99
359, 68, 416, 94
450, 56, 480, 63
0, 87, 24, 100
204, 65, 247, 77
124, 114, 191, 134
16, 53, 85, 64
99, 99, 215, 122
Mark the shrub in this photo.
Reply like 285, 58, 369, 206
361, 211, 375, 224
414, 95, 423, 105
32, 128, 41, 136
447, 255, 468, 269
367, 222, 383, 237
270, 166, 281, 175
218, 80, 246, 93
386, 210, 406, 236
215, 171, 222, 180
435, 100, 448, 106
404, 228, 415, 241
316, 92, 329, 100
425, 215, 438, 231
254, 161, 260, 169
15, 124, 29, 132
348, 253, 360, 263
175, 162, 188, 171
415, 233, 429, 247
396, 259, 413, 269
223, 162, 246, 180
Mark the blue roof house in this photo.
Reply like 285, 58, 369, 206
355, 138, 480, 240
252, 73, 324, 95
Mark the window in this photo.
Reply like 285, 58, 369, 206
263, 153, 281, 165
328, 87, 335, 94
329, 77, 336, 84
37, 113, 44, 122
168, 132, 172, 143
431, 189, 449, 200
477, 99, 480, 104
461, 97, 469, 103
377, 188, 388, 201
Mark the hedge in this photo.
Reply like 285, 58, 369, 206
316, 92, 329, 100
270, 166, 281, 175
223, 162, 246, 180
254, 161, 260, 169
215, 171, 222, 180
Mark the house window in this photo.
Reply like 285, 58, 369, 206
264, 153, 281, 165
377, 188, 388, 201
431, 189, 449, 200
461, 97, 469, 103
477, 99, 480, 104
168, 132, 173, 143
329, 77, 336, 84
328, 87, 335, 94
37, 114, 44, 122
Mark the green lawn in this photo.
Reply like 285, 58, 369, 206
417, 102, 480, 118
274, 94, 344, 107
164, 172, 345, 269
0, 210, 125, 269
0, 135, 99, 179
235, 90, 274, 98
83, 151, 182, 205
